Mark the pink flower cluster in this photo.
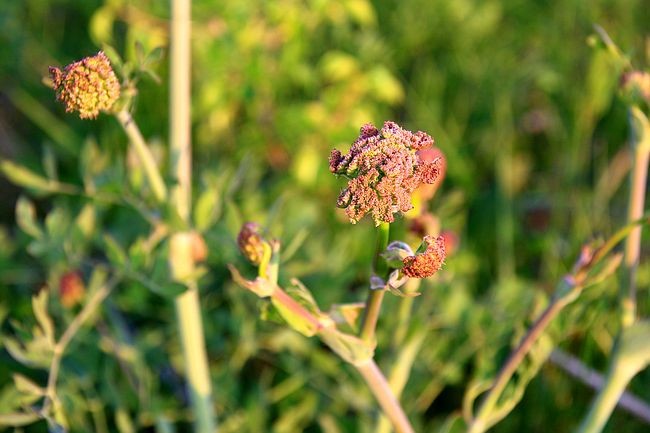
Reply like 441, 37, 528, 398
329, 121, 441, 225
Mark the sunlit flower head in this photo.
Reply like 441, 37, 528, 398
49, 51, 120, 119
330, 121, 441, 225
401, 235, 446, 278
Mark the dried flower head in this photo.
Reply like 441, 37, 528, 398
402, 235, 446, 278
237, 222, 267, 266
330, 121, 441, 225
59, 271, 85, 307
49, 51, 120, 119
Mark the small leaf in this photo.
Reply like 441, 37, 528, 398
104, 235, 127, 267
13, 373, 44, 396
42, 145, 58, 181
0, 411, 40, 427
1, 159, 52, 192
194, 187, 221, 231
32, 290, 55, 347
74, 204, 96, 240
16, 196, 43, 238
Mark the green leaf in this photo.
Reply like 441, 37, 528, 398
104, 235, 127, 268
15, 196, 42, 238
194, 187, 221, 231
42, 145, 58, 181
32, 290, 55, 348
1, 159, 53, 192
12, 374, 44, 396
0, 411, 40, 427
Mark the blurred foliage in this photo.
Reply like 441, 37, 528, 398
0, 0, 650, 432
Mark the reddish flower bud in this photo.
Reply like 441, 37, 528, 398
237, 222, 267, 266
190, 231, 208, 263
59, 271, 85, 308
49, 51, 120, 119
402, 235, 446, 278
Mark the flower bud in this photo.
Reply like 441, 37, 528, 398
190, 231, 208, 263
59, 271, 85, 308
237, 222, 267, 266
49, 51, 120, 119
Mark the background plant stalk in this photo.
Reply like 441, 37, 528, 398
168, 1, 217, 432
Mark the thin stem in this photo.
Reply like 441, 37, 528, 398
621, 106, 650, 328
360, 222, 390, 344
469, 296, 570, 433
355, 359, 415, 433
43, 277, 118, 415
115, 109, 167, 203
169, 1, 217, 432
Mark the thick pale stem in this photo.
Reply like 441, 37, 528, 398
115, 110, 167, 203
169, 1, 217, 432
360, 223, 390, 344
170, 0, 192, 221
621, 109, 649, 327
576, 357, 636, 433
355, 360, 415, 433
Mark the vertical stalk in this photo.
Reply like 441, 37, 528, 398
576, 356, 635, 433
360, 222, 390, 344
169, 1, 217, 432
621, 106, 649, 328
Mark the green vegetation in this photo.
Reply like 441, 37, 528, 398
0, 1, 649, 432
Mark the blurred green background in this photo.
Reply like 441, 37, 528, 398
1, 0, 649, 432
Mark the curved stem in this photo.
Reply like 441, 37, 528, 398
469, 296, 570, 433
360, 223, 390, 344
115, 110, 167, 203
355, 359, 415, 433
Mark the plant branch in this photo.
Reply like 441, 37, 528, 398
43, 276, 119, 416
355, 359, 415, 433
115, 109, 167, 203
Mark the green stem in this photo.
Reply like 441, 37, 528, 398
169, 1, 216, 432
576, 356, 635, 433
355, 359, 415, 433
43, 277, 118, 416
360, 222, 390, 344
621, 106, 650, 328
469, 296, 570, 433
115, 109, 167, 203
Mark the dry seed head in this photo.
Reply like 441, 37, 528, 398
49, 51, 120, 119
330, 121, 441, 225
401, 235, 446, 278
